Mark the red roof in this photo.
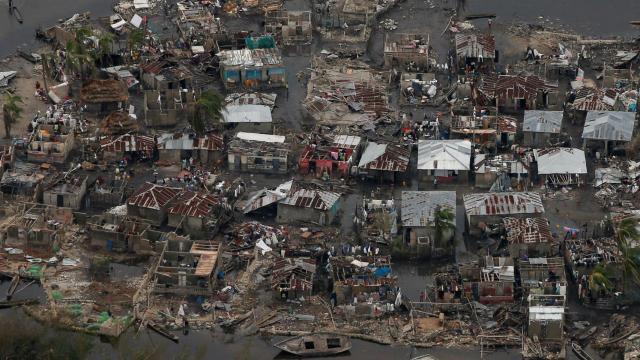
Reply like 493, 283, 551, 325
167, 191, 224, 218
128, 182, 181, 210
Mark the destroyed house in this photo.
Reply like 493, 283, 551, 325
417, 140, 471, 184
401, 191, 456, 258
479, 73, 559, 111
127, 182, 181, 226
87, 214, 152, 253
27, 124, 75, 164
100, 134, 155, 162
143, 88, 198, 128
228, 132, 289, 174
383, 33, 430, 70
527, 294, 565, 345
175, 1, 225, 48
332, 256, 395, 305
154, 236, 221, 296
217, 48, 286, 90
522, 110, 564, 147
304, 61, 390, 126
356, 198, 397, 244
463, 192, 544, 234
357, 142, 409, 182
459, 256, 515, 304
167, 191, 230, 237
0, 145, 15, 175
277, 188, 341, 225
473, 154, 528, 190
4, 204, 73, 251
533, 148, 587, 187
238, 180, 292, 214
264, 11, 312, 47
450, 115, 517, 149
0, 162, 47, 199
519, 257, 566, 297
42, 175, 88, 210
298, 135, 361, 178
89, 178, 127, 209
79, 79, 129, 113
272, 257, 316, 301
222, 104, 273, 134
503, 217, 554, 258
582, 111, 636, 153
141, 61, 193, 90
455, 33, 496, 65
99, 111, 139, 135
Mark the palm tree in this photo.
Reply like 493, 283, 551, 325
97, 32, 115, 67
2, 93, 24, 139
192, 90, 224, 135
615, 217, 640, 288
589, 263, 613, 295
434, 206, 455, 249
128, 29, 145, 52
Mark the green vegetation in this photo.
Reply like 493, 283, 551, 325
2, 92, 24, 139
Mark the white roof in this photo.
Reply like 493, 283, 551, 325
358, 142, 387, 167
583, 111, 635, 141
523, 110, 563, 133
280, 189, 340, 210
157, 132, 194, 150
236, 132, 285, 143
417, 140, 471, 171
223, 105, 272, 124
401, 191, 456, 227
133, 0, 150, 9
534, 148, 587, 175
529, 306, 564, 321
333, 135, 361, 149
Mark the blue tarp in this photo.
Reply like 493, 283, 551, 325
374, 267, 391, 278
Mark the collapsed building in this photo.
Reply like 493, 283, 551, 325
27, 124, 75, 164
42, 175, 89, 210
228, 132, 290, 174
79, 79, 129, 114
463, 192, 545, 235
400, 191, 456, 258
383, 33, 430, 70
126, 182, 182, 226
264, 10, 313, 49
277, 188, 341, 226
357, 142, 409, 182
298, 135, 362, 178
166, 190, 231, 237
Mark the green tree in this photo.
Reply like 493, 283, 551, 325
97, 32, 115, 67
65, 27, 96, 80
192, 90, 224, 135
589, 263, 613, 294
434, 206, 455, 248
2, 92, 24, 139
615, 217, 640, 288
128, 28, 145, 51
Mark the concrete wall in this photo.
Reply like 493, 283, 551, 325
277, 203, 337, 225
42, 180, 87, 211
127, 205, 166, 226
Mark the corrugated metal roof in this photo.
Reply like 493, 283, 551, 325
222, 104, 272, 124
463, 192, 544, 217
196, 134, 224, 151
503, 217, 552, 244
168, 191, 223, 218
128, 182, 181, 210
333, 135, 361, 149
217, 48, 283, 67
358, 142, 409, 172
582, 111, 635, 141
523, 111, 564, 133
236, 132, 285, 143
280, 189, 340, 211
100, 134, 155, 154
455, 33, 496, 59
417, 140, 471, 171
401, 191, 456, 227
157, 132, 196, 150
534, 148, 587, 175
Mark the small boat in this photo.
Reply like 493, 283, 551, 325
273, 333, 351, 357
631, 21, 640, 26
577, 326, 597, 342
411, 355, 438, 360
571, 342, 593, 360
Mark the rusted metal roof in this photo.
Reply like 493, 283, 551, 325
168, 190, 224, 218
569, 88, 616, 111
455, 33, 496, 59
493, 74, 557, 101
401, 191, 456, 227
128, 182, 181, 210
358, 142, 410, 172
463, 192, 544, 217
280, 189, 340, 211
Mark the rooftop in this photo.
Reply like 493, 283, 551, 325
417, 140, 472, 171
222, 104, 272, 124
401, 191, 456, 227
534, 148, 587, 175
582, 111, 636, 141
358, 142, 409, 172
217, 48, 283, 67
503, 217, 553, 244
455, 33, 496, 59
280, 188, 340, 211
464, 192, 545, 217
523, 110, 564, 134
235, 132, 285, 143
167, 191, 224, 218
128, 182, 181, 210
80, 79, 128, 103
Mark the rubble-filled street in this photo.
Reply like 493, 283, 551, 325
0, 0, 640, 359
